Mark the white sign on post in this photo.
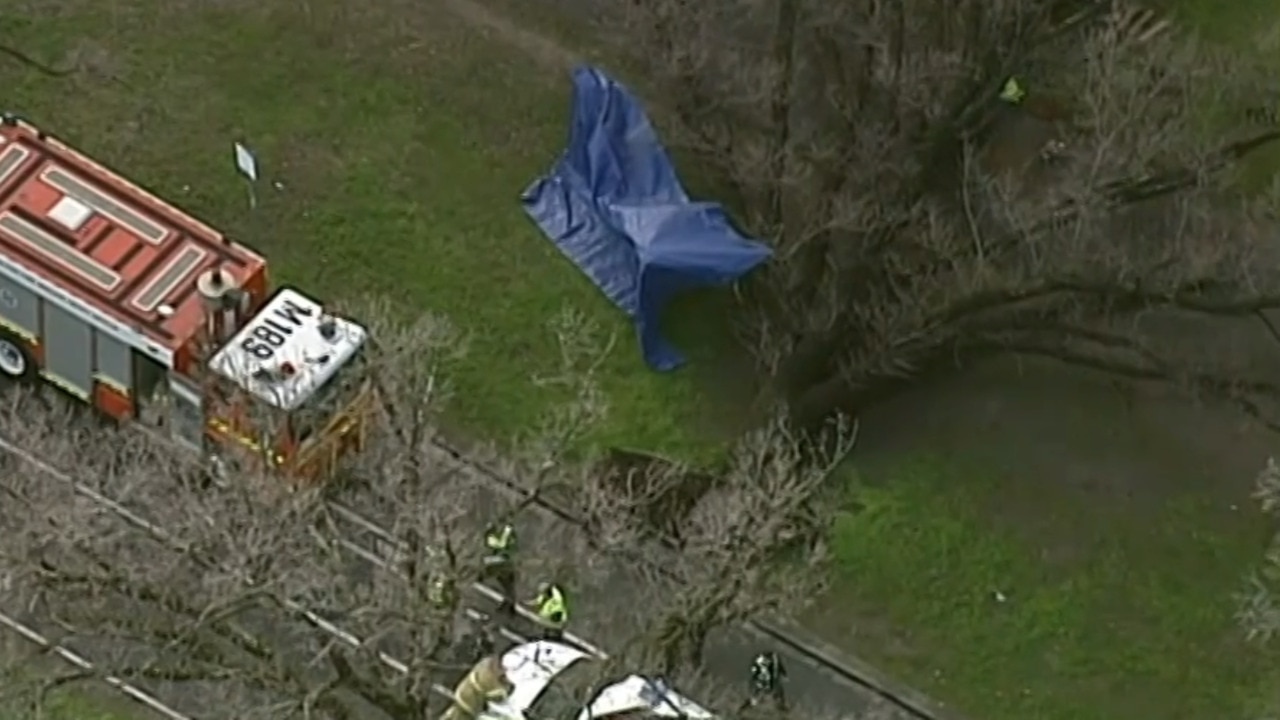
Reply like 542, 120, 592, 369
233, 141, 259, 208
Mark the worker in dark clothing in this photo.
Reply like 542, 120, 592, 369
457, 614, 498, 665
531, 582, 569, 641
745, 650, 788, 711
482, 523, 518, 615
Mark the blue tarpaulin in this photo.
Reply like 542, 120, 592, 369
521, 66, 772, 372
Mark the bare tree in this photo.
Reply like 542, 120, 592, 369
1239, 459, 1280, 643
568, 417, 850, 676
344, 301, 841, 680
0, 325, 504, 720
0, 300, 845, 720
1237, 459, 1280, 719
0, 388, 419, 718
609, 0, 1280, 431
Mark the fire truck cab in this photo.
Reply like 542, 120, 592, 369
0, 114, 373, 481
205, 284, 371, 476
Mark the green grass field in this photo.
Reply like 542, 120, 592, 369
5, 0, 733, 715
800, 6, 1280, 720
8, 1, 1280, 719
815, 458, 1274, 720
804, 358, 1280, 720
8, 0, 739, 462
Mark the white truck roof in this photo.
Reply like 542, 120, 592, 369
208, 287, 366, 411
487, 641, 714, 720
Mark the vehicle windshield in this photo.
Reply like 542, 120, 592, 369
526, 659, 601, 720
290, 346, 367, 444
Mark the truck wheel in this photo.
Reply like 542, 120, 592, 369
0, 333, 34, 381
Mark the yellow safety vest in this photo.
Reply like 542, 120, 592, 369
428, 578, 455, 607
536, 586, 567, 626
1000, 77, 1026, 104
486, 525, 514, 552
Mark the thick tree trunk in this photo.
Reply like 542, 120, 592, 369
764, 0, 801, 229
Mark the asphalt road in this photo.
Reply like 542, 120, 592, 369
0, 429, 919, 720
3, 553, 896, 720
334, 441, 917, 720
466, 587, 901, 720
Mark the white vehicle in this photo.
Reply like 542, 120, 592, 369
482, 641, 714, 720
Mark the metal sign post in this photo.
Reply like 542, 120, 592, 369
233, 141, 259, 209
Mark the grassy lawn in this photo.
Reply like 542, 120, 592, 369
3, 0, 745, 715
821, 460, 1272, 720
799, 5, 1280, 719
6, 0, 739, 461
1167, 0, 1280, 188
9, 2, 1280, 720
805, 360, 1280, 720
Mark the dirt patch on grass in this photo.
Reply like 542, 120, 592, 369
442, 0, 579, 68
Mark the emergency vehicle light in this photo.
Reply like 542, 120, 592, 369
319, 316, 336, 340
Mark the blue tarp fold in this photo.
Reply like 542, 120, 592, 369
522, 66, 772, 371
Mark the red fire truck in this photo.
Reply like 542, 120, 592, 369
0, 115, 374, 480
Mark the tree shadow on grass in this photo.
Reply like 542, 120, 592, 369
660, 287, 765, 445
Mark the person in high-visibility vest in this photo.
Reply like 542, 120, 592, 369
531, 582, 568, 641
428, 576, 457, 610
999, 76, 1026, 105
425, 575, 459, 660
438, 654, 512, 720
997, 75, 1069, 162
482, 523, 518, 615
